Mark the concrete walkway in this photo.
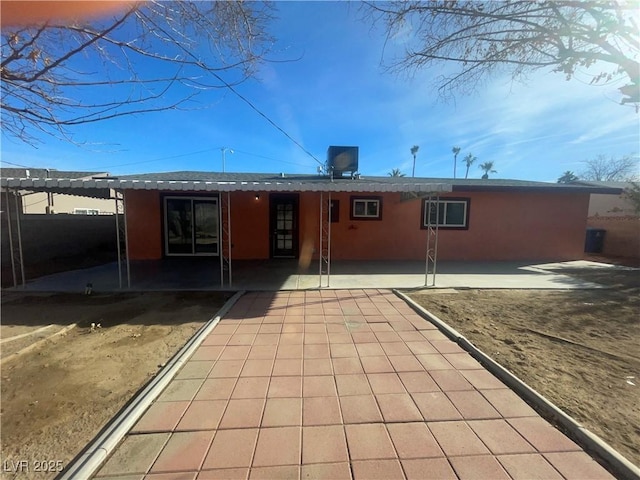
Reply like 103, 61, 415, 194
92, 289, 614, 480
9, 260, 613, 292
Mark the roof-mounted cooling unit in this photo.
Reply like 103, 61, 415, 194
327, 146, 358, 178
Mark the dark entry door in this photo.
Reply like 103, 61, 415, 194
270, 194, 299, 258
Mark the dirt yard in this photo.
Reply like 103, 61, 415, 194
0, 291, 230, 480
409, 266, 640, 468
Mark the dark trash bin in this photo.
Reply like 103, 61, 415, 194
584, 228, 606, 253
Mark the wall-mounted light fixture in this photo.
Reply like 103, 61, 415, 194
255, 194, 260, 200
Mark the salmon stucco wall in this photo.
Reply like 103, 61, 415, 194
125, 190, 162, 260
587, 216, 640, 259
125, 189, 591, 262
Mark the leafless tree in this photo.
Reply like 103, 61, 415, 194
580, 154, 639, 181
364, 1, 639, 106
1, 1, 276, 144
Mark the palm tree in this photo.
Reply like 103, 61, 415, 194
479, 161, 497, 179
410, 145, 419, 177
557, 171, 579, 183
452, 146, 461, 178
462, 153, 476, 179
388, 168, 406, 177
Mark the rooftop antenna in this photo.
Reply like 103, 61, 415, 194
220, 147, 234, 173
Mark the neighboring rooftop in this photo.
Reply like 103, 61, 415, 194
0, 168, 108, 180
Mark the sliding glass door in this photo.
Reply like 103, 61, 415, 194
164, 197, 219, 256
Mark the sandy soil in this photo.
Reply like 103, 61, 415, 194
408, 267, 640, 468
0, 292, 229, 480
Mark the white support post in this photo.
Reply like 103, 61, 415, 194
327, 192, 332, 287
219, 194, 224, 288
115, 196, 122, 289
5, 189, 17, 287
123, 192, 131, 289
13, 190, 25, 287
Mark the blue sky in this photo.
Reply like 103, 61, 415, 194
2, 1, 638, 182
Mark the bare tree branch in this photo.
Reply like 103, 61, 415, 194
363, 1, 639, 105
1, 1, 277, 144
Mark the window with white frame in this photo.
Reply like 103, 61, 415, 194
350, 197, 382, 220
422, 198, 469, 229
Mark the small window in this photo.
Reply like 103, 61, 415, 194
422, 198, 469, 229
73, 208, 100, 215
350, 196, 382, 220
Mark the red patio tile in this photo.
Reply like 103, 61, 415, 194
218, 398, 265, 429
389, 320, 416, 331
367, 373, 406, 394
268, 376, 303, 398
345, 423, 396, 460
480, 389, 538, 418
469, 419, 536, 454
497, 454, 563, 480
374, 331, 404, 343
360, 356, 394, 374
368, 323, 392, 332
272, 359, 303, 376
252, 334, 280, 345
460, 369, 506, 389
446, 390, 501, 419
96, 433, 170, 476
428, 421, 490, 456
283, 315, 304, 324
398, 371, 440, 393
263, 316, 285, 325
304, 324, 326, 333
277, 344, 304, 359
340, 395, 383, 424
262, 397, 303, 427
449, 455, 511, 480
430, 339, 466, 354
157, 379, 205, 402
232, 377, 270, 399
191, 346, 224, 361
196, 467, 248, 480
219, 345, 251, 360
258, 324, 282, 334
303, 358, 333, 375
351, 332, 378, 343
386, 422, 443, 459
388, 355, 425, 372
132, 401, 190, 433
146, 472, 196, 480
363, 315, 387, 323
240, 359, 274, 378
327, 323, 349, 333
194, 378, 237, 401
412, 392, 462, 421
352, 460, 404, 480
331, 357, 364, 374
150, 431, 214, 473
303, 396, 342, 426
443, 353, 482, 370
401, 458, 457, 480
429, 369, 474, 391
415, 354, 454, 370
303, 375, 337, 397
280, 333, 304, 344
202, 429, 258, 469
208, 360, 245, 379
249, 466, 299, 480
211, 325, 238, 335
300, 462, 351, 480
405, 341, 438, 355
227, 334, 256, 347
355, 343, 385, 357
379, 342, 412, 356
252, 426, 301, 467
543, 452, 615, 479
324, 314, 345, 324
328, 333, 353, 344
176, 400, 226, 431
248, 345, 277, 360
508, 417, 582, 452
282, 324, 304, 333
330, 343, 359, 358
397, 331, 425, 342
303, 344, 330, 359
375, 393, 422, 422
236, 324, 260, 334
335, 374, 372, 396
302, 425, 349, 464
